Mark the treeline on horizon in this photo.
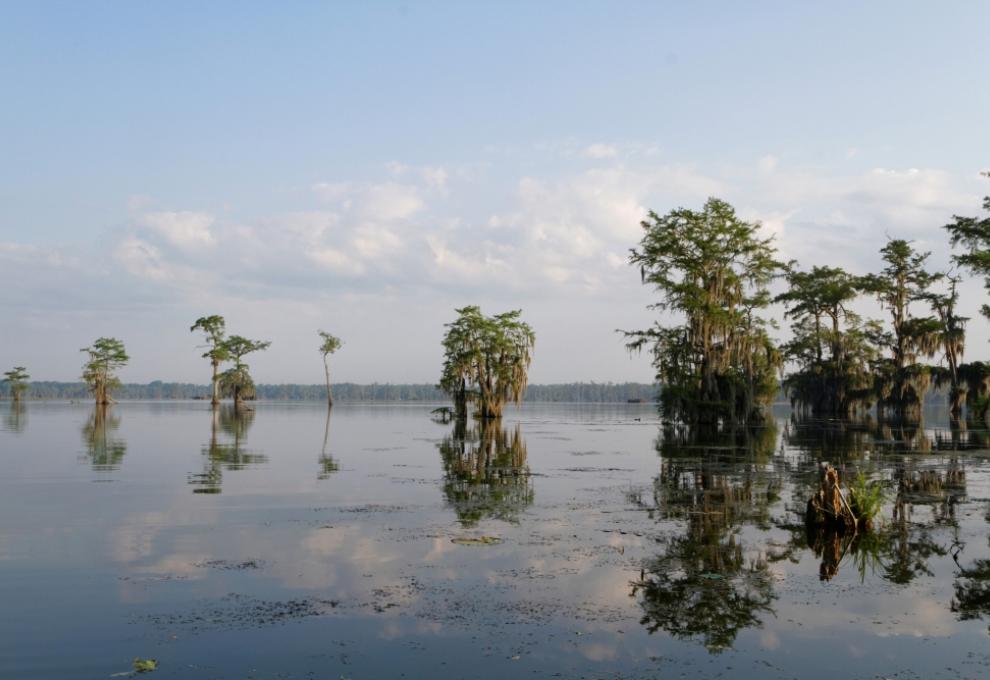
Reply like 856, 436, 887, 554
1, 381, 659, 403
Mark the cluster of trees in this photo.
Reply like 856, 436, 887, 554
189, 316, 272, 408
627, 176, 990, 427
3, 316, 343, 409
6, 174, 986, 423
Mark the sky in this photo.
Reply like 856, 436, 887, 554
1, 1, 989, 385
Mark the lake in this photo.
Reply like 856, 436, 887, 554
1, 401, 989, 679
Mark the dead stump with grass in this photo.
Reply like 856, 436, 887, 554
806, 462, 876, 533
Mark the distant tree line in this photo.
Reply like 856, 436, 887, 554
1, 380, 657, 403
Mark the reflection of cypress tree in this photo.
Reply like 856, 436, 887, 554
438, 419, 532, 526
797, 452, 964, 583
783, 416, 877, 460
633, 533, 774, 652
632, 426, 778, 652
317, 408, 338, 480
933, 417, 990, 451
189, 406, 267, 494
81, 406, 126, 471
952, 557, 990, 631
788, 412, 990, 456
4, 402, 26, 434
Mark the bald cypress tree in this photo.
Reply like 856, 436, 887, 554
439, 306, 535, 419
776, 266, 879, 416
624, 198, 783, 427
862, 239, 940, 419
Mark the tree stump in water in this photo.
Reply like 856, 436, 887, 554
805, 462, 862, 531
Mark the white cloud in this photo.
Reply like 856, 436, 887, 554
140, 211, 216, 249
583, 143, 618, 159
115, 236, 170, 281
312, 180, 425, 222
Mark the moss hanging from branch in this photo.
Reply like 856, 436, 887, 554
621, 198, 784, 428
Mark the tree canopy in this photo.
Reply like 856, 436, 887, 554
775, 265, 879, 416
80, 337, 129, 405
191, 315, 229, 405
218, 335, 271, 407
624, 198, 783, 428
439, 306, 535, 419
862, 239, 941, 419
944, 173, 990, 320
2, 366, 30, 402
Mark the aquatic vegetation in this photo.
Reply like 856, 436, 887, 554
806, 464, 861, 531
848, 471, 886, 524
451, 536, 502, 545
132, 658, 157, 672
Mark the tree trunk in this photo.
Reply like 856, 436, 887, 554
453, 378, 467, 420
211, 359, 220, 406
324, 356, 333, 409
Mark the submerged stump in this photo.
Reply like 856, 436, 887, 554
805, 463, 870, 532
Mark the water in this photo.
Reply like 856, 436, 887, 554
1, 401, 989, 679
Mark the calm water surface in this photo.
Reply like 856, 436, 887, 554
2, 402, 989, 679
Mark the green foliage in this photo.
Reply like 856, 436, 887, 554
862, 239, 940, 419
848, 472, 886, 523
924, 273, 968, 416
318, 330, 343, 406
2, 366, 30, 401
133, 658, 158, 673
623, 198, 783, 427
439, 306, 535, 418
191, 315, 228, 404
219, 335, 270, 406
219, 364, 256, 401
318, 330, 342, 356
944, 172, 990, 320
80, 337, 129, 405
776, 265, 878, 416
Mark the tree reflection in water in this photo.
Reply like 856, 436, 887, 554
317, 408, 339, 479
188, 406, 267, 494
785, 415, 972, 584
80, 406, 126, 471
631, 424, 779, 653
437, 419, 533, 527
4, 401, 26, 434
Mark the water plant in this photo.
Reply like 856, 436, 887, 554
848, 471, 885, 526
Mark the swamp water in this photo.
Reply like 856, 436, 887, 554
1, 402, 990, 679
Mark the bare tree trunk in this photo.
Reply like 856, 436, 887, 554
322, 407, 331, 456
324, 356, 333, 409
211, 359, 220, 406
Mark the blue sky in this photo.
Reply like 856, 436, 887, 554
1, 2, 989, 384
